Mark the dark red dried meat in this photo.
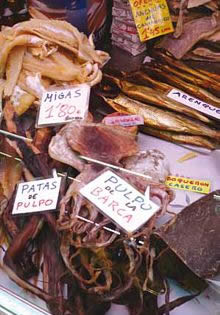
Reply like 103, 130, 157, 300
156, 190, 220, 279
65, 123, 138, 165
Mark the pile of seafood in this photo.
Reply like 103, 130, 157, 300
0, 18, 109, 118
0, 109, 182, 315
101, 49, 220, 150
162, 0, 220, 61
0, 14, 219, 315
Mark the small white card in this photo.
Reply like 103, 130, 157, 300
37, 84, 90, 127
104, 115, 144, 126
80, 170, 160, 233
12, 177, 61, 215
167, 88, 220, 120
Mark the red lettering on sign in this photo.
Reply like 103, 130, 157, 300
91, 187, 103, 196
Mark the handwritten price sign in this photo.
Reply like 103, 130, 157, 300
12, 177, 61, 215
129, 0, 174, 42
37, 84, 90, 127
80, 170, 160, 234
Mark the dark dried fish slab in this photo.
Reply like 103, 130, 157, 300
156, 190, 220, 279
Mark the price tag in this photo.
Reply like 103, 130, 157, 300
80, 170, 160, 233
103, 115, 144, 126
37, 84, 90, 127
12, 177, 61, 215
167, 89, 220, 120
166, 176, 211, 194
129, 0, 174, 42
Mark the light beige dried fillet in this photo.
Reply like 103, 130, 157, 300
4, 46, 26, 97
3, 19, 109, 65
12, 89, 36, 116
0, 35, 46, 78
23, 51, 85, 82
177, 152, 198, 163
28, 43, 58, 59
17, 70, 51, 99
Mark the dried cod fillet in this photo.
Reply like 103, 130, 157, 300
17, 70, 50, 99
4, 46, 26, 97
0, 35, 45, 78
11, 86, 35, 116
23, 51, 84, 82
3, 19, 109, 65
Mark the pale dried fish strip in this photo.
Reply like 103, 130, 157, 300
17, 70, 50, 99
22, 52, 80, 81
5, 19, 109, 65
4, 46, 26, 97
177, 152, 198, 163
0, 35, 45, 78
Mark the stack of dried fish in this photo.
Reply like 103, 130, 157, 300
0, 18, 109, 118
159, 0, 220, 60
101, 50, 220, 149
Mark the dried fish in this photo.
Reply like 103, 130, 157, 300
150, 50, 220, 96
104, 94, 220, 140
141, 126, 216, 150
104, 74, 214, 124
128, 70, 220, 109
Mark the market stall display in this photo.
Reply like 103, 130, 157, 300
0, 1, 220, 315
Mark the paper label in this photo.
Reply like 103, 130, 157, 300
166, 176, 211, 194
167, 89, 220, 120
37, 84, 90, 127
129, 0, 174, 42
12, 177, 61, 215
104, 115, 144, 126
80, 170, 160, 233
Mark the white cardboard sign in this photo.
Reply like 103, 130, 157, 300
104, 115, 144, 126
12, 177, 61, 215
37, 84, 90, 127
80, 170, 160, 233
167, 88, 220, 120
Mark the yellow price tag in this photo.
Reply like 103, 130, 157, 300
165, 176, 211, 194
129, 0, 174, 42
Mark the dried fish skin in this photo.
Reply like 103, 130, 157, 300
104, 94, 220, 140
